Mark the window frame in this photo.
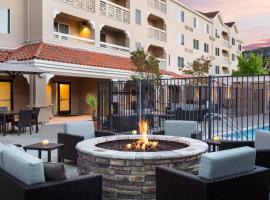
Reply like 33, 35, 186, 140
135, 9, 141, 25
177, 57, 184, 68
0, 8, 11, 34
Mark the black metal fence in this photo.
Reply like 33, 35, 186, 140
97, 75, 270, 140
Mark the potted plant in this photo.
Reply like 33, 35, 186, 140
85, 93, 97, 121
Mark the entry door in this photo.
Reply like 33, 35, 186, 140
0, 81, 12, 111
58, 83, 71, 115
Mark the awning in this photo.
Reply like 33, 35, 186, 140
0, 62, 47, 79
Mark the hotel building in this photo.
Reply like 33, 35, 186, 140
0, 0, 243, 121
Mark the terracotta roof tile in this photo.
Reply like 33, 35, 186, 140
0, 49, 11, 62
225, 22, 235, 28
199, 11, 219, 19
2, 42, 185, 78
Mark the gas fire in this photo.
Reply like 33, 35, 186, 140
125, 120, 158, 151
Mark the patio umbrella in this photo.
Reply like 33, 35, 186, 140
0, 62, 48, 110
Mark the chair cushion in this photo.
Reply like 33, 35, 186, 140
164, 120, 197, 137
0, 143, 7, 169
199, 147, 256, 179
64, 121, 95, 139
43, 162, 67, 182
3, 147, 45, 185
255, 130, 270, 150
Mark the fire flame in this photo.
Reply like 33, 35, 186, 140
125, 120, 158, 151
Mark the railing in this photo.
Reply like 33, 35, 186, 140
222, 40, 230, 48
147, 0, 166, 13
100, 0, 130, 24
148, 26, 166, 42
53, 32, 95, 45
157, 58, 166, 70
100, 41, 130, 52
56, 0, 95, 12
222, 57, 230, 64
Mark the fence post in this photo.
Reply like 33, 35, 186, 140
208, 76, 212, 140
108, 80, 113, 131
97, 81, 101, 130
138, 80, 142, 122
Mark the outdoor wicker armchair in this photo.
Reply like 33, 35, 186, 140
0, 168, 102, 200
58, 121, 115, 162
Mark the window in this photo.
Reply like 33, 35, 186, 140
204, 43, 209, 53
215, 47, 220, 56
193, 17, 197, 29
232, 54, 236, 61
0, 8, 10, 34
100, 33, 106, 42
135, 9, 141, 25
178, 57, 184, 68
193, 39, 199, 50
179, 34, 184, 46
215, 66, 220, 74
238, 44, 242, 51
205, 24, 210, 34
0, 81, 11, 110
54, 22, 69, 34
135, 42, 142, 50
232, 37, 236, 45
215, 29, 220, 38
181, 11, 185, 22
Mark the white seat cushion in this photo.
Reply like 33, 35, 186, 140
64, 121, 95, 139
164, 120, 197, 137
199, 147, 256, 179
255, 130, 270, 150
3, 147, 45, 185
0, 143, 7, 169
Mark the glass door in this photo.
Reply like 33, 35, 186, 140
0, 81, 11, 110
58, 83, 71, 115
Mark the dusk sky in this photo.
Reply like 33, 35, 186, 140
180, 0, 270, 50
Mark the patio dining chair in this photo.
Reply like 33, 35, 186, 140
31, 107, 40, 133
0, 107, 8, 133
12, 110, 33, 135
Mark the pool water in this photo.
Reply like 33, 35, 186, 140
226, 125, 270, 140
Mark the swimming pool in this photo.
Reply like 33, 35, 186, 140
225, 125, 270, 140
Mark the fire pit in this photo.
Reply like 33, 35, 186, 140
76, 121, 208, 200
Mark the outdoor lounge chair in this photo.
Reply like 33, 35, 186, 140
58, 121, 115, 162
0, 143, 102, 200
156, 147, 269, 200
153, 120, 202, 140
219, 130, 270, 186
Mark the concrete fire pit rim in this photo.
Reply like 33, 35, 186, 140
76, 135, 208, 160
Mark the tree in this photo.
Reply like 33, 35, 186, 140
130, 49, 161, 81
184, 56, 211, 77
233, 53, 266, 76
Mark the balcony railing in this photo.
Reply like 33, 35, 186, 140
100, 0, 130, 24
148, 26, 166, 42
147, 0, 166, 13
56, 0, 95, 12
157, 58, 166, 70
222, 40, 230, 48
53, 32, 95, 46
100, 42, 130, 52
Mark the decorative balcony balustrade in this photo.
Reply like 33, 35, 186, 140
222, 57, 230, 65
157, 58, 166, 70
222, 40, 230, 48
100, 0, 130, 24
53, 32, 95, 46
57, 0, 95, 12
100, 42, 130, 52
147, 0, 166, 13
148, 26, 166, 42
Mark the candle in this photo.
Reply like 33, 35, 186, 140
42, 140, 49, 146
131, 130, 138, 135
213, 136, 220, 142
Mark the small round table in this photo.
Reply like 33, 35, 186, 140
204, 139, 221, 152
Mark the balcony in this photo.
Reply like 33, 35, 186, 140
100, 0, 130, 24
147, 14, 166, 42
148, 45, 166, 70
222, 40, 230, 48
53, 13, 95, 47
147, 0, 166, 13
56, 0, 95, 12
100, 26, 130, 53
222, 57, 230, 65
157, 58, 166, 70
148, 26, 166, 42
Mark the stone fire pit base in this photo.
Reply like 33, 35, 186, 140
76, 135, 208, 200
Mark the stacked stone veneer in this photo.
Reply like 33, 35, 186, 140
76, 135, 208, 200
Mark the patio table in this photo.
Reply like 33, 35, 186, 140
0, 111, 17, 136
